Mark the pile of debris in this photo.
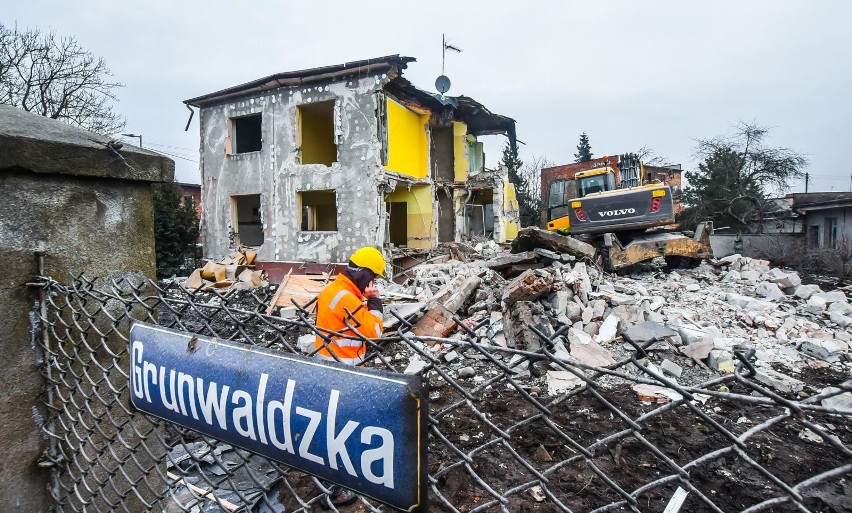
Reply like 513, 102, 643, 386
183, 246, 268, 293
290, 228, 851, 403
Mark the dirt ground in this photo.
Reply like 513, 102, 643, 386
155, 283, 851, 512
425, 366, 851, 512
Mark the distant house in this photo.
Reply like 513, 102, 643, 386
712, 192, 852, 258
183, 54, 519, 266
178, 182, 202, 220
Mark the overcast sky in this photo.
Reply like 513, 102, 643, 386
6, 1, 852, 193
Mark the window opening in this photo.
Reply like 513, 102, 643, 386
825, 218, 838, 248
231, 114, 262, 154
298, 101, 337, 166
232, 194, 263, 246
299, 190, 338, 231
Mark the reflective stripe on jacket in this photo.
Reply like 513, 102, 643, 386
314, 274, 383, 365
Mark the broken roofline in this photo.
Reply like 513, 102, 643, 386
184, 53, 517, 143
184, 55, 415, 107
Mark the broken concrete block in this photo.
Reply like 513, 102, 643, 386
484, 251, 537, 270
829, 311, 852, 328
444, 350, 460, 363
798, 338, 846, 363
708, 350, 735, 373
679, 339, 714, 360
756, 281, 785, 301
550, 290, 570, 316
533, 247, 562, 261
279, 306, 298, 319
676, 325, 706, 345
739, 270, 762, 282
405, 357, 429, 375
821, 387, 852, 411
771, 271, 801, 290
726, 293, 776, 312
754, 367, 804, 394
567, 327, 592, 346
566, 302, 583, 322
721, 270, 741, 283
511, 226, 597, 260
814, 291, 848, 304
804, 295, 827, 315
623, 321, 678, 345
297, 334, 315, 353
569, 338, 616, 367
718, 254, 743, 266
685, 283, 700, 292
595, 314, 619, 343
828, 301, 852, 315
611, 305, 644, 324
581, 306, 593, 324
793, 284, 821, 300
583, 322, 600, 337
546, 370, 584, 396
660, 358, 683, 378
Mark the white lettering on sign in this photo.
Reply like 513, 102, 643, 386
131, 340, 396, 489
597, 208, 636, 217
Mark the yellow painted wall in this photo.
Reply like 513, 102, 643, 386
385, 185, 434, 249
453, 121, 468, 182
502, 180, 520, 241
385, 98, 429, 179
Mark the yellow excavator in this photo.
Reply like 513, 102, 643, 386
543, 153, 713, 270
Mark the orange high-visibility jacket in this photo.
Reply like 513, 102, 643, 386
314, 274, 383, 365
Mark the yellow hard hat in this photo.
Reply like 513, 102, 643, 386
349, 247, 386, 277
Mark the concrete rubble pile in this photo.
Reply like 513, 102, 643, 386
182, 246, 269, 293
303, 230, 851, 407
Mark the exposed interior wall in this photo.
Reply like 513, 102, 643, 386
385, 184, 434, 249
453, 121, 468, 182
501, 180, 520, 241
384, 98, 429, 179
467, 136, 484, 177
232, 194, 263, 246
466, 189, 494, 237
436, 188, 455, 242
387, 201, 408, 246
430, 126, 454, 181
298, 101, 337, 166
298, 189, 338, 231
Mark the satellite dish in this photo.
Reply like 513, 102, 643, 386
435, 75, 451, 94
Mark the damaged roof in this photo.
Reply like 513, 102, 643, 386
185, 54, 516, 144
787, 192, 852, 211
184, 55, 416, 107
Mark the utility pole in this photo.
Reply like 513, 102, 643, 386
804, 172, 809, 193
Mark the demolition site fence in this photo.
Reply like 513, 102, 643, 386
30, 274, 852, 513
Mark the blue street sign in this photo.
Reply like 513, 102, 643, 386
129, 322, 428, 512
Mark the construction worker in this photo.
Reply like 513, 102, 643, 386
313, 247, 386, 508
314, 246, 385, 366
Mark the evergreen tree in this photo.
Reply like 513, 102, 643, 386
153, 182, 200, 278
502, 142, 540, 227
574, 132, 593, 163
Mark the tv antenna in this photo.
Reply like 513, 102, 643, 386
436, 33, 462, 96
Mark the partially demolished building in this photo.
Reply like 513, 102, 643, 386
184, 55, 519, 265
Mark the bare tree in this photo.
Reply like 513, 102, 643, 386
683, 122, 807, 231
518, 154, 553, 227
0, 23, 124, 134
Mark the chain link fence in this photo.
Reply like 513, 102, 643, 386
31, 274, 851, 512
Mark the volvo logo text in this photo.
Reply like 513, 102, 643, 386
597, 208, 636, 217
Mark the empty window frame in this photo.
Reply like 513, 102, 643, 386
297, 101, 337, 166
232, 194, 263, 246
228, 114, 262, 154
299, 190, 338, 231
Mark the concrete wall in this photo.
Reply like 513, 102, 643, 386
710, 233, 803, 260
0, 105, 172, 511
199, 75, 390, 264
